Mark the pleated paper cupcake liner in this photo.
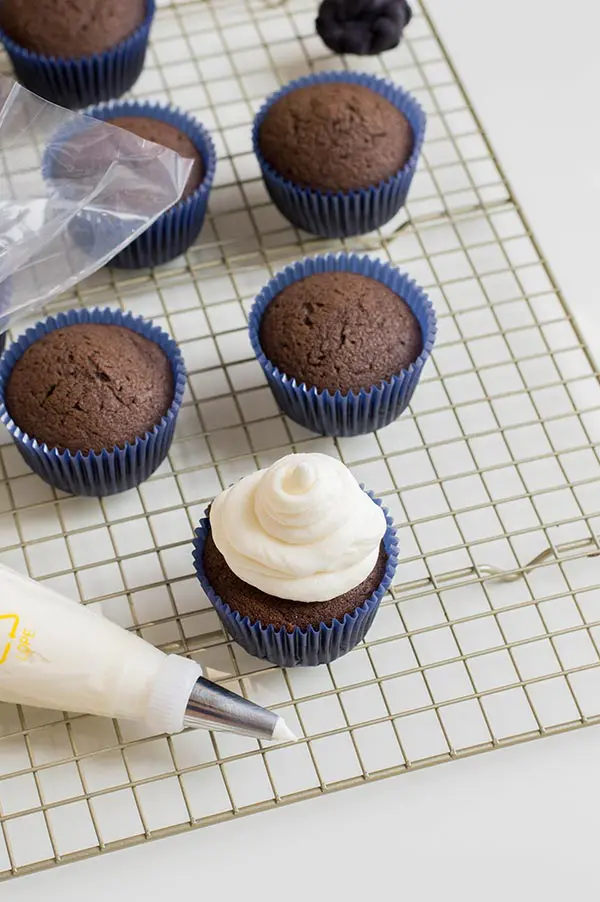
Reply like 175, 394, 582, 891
252, 70, 426, 238
85, 101, 217, 269
0, 0, 155, 109
192, 491, 399, 668
248, 253, 437, 437
0, 307, 186, 497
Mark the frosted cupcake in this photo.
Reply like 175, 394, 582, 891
192, 453, 398, 667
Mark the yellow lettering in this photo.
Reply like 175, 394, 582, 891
0, 614, 19, 665
16, 628, 35, 660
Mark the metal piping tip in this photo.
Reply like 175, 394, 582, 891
183, 677, 296, 742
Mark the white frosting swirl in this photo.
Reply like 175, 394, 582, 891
210, 453, 387, 602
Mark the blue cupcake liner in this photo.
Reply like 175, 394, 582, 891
192, 491, 398, 667
0, 0, 155, 109
83, 101, 217, 269
249, 253, 436, 437
252, 70, 426, 238
0, 307, 186, 497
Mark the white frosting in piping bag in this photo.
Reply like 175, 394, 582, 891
210, 453, 387, 602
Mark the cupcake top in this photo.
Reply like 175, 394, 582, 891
0, 0, 146, 59
259, 271, 422, 394
258, 82, 413, 193
210, 452, 387, 602
5, 323, 173, 453
106, 116, 205, 201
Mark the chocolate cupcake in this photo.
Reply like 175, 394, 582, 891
260, 271, 423, 395
193, 453, 399, 667
87, 101, 217, 269
249, 253, 437, 436
253, 71, 425, 237
0, 0, 155, 108
5, 324, 173, 453
259, 82, 413, 194
0, 308, 185, 496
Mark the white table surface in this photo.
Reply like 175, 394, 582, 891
9, 0, 600, 898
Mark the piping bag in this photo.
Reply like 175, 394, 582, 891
0, 562, 296, 741
0, 75, 192, 331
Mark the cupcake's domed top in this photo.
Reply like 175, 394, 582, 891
0, 0, 146, 59
258, 81, 414, 193
259, 270, 423, 395
106, 115, 205, 201
5, 323, 173, 453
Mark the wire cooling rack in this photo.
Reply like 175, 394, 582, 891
0, 0, 599, 881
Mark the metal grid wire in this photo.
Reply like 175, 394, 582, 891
0, 0, 599, 880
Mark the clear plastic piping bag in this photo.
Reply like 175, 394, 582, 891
0, 76, 192, 329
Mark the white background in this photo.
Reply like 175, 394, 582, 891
9, 0, 600, 898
